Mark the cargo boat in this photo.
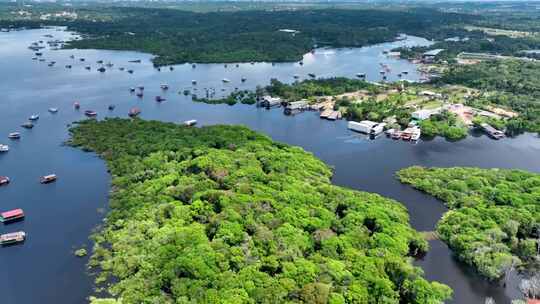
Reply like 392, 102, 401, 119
0, 231, 26, 245
21, 122, 34, 129
0, 176, 9, 186
84, 110, 97, 117
8, 132, 20, 139
40, 174, 57, 184
0, 209, 24, 223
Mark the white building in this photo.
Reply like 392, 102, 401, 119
348, 121, 386, 135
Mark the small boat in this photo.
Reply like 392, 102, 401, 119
236, 64, 239, 68
48, 108, 58, 113
21, 122, 34, 129
0, 176, 9, 186
169, 66, 174, 71
32, 57, 38, 60
97, 67, 106, 73
119, 67, 125, 71
138, 85, 144, 90
160, 84, 169, 90
192, 80, 197, 85
80, 58, 85, 62
39, 59, 46, 62
401, 133, 412, 141
74, 102, 81, 110
391, 131, 402, 140
35, 52, 43, 56
382, 75, 387, 80
128, 108, 141, 117
0, 144, 8, 152
40, 174, 57, 184
129, 87, 135, 92
127, 69, 134, 74
96, 60, 103, 64
84, 110, 97, 117
69, 55, 75, 59
136, 92, 143, 98
241, 77, 247, 82
155, 96, 166, 102
385, 129, 395, 137
222, 78, 230, 83
65, 65, 72, 69
128, 59, 141, 63
156, 67, 161, 72
85, 66, 91, 70
29, 114, 39, 121
224, 64, 228, 68
0, 209, 24, 223
308, 73, 316, 78
105, 62, 114, 68
8, 133, 20, 139
108, 105, 115, 111
192, 64, 196, 68
402, 71, 409, 75
0, 231, 26, 245
184, 120, 197, 126
293, 74, 300, 79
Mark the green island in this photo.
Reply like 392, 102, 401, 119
69, 118, 451, 304
398, 166, 540, 281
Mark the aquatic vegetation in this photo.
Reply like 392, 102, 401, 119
398, 166, 540, 280
70, 118, 451, 303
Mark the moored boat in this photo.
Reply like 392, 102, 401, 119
108, 105, 115, 111
40, 174, 57, 184
48, 107, 58, 113
241, 77, 247, 82
0, 144, 9, 152
97, 67, 106, 73
74, 102, 80, 110
0, 176, 9, 186
84, 110, 97, 117
0, 209, 24, 223
308, 73, 316, 78
0, 231, 26, 245
184, 119, 197, 127
128, 107, 141, 117
391, 131, 402, 140
160, 84, 169, 90
222, 78, 230, 83
155, 96, 166, 102
21, 122, 34, 129
29, 114, 39, 121
8, 132, 20, 139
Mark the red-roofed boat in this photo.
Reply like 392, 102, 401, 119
0, 209, 24, 223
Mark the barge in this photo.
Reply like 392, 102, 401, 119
40, 174, 57, 184
0, 231, 26, 245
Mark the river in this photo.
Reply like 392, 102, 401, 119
1, 28, 539, 304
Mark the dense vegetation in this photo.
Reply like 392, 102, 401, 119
69, 118, 451, 304
192, 90, 257, 106
398, 167, 540, 281
439, 60, 540, 135
41, 7, 476, 65
418, 111, 468, 141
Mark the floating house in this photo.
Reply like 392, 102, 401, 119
0, 209, 24, 223
0, 231, 26, 245
480, 123, 505, 140
348, 120, 386, 135
284, 100, 309, 114
260, 96, 282, 108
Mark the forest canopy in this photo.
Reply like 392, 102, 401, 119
398, 166, 540, 281
69, 118, 451, 304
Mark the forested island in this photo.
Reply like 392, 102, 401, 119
69, 118, 451, 304
398, 167, 540, 282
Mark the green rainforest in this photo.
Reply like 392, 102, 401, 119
398, 166, 540, 281
69, 119, 451, 304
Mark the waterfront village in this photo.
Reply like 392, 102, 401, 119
259, 81, 515, 141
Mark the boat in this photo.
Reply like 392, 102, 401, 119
155, 96, 166, 102
192, 64, 196, 68
21, 122, 34, 129
105, 62, 114, 68
241, 77, 247, 82
8, 132, 20, 139
157, 67, 161, 72
0, 209, 24, 223
192, 80, 197, 85
0, 231, 26, 245
129, 87, 135, 92
128, 107, 141, 117
391, 131, 402, 140
127, 69, 134, 74
48, 108, 58, 113
136, 92, 143, 98
40, 174, 57, 184
29, 114, 39, 121
0, 144, 8, 152
119, 67, 125, 71
80, 58, 85, 62
35, 52, 43, 56
128, 59, 141, 63
385, 129, 395, 137
402, 71, 409, 75
299, 61, 304, 66
85, 66, 91, 70
401, 133, 412, 141
138, 85, 144, 90
293, 74, 300, 79
169, 66, 174, 71
84, 110, 97, 117
160, 84, 169, 90
96, 60, 103, 64
69, 55, 75, 59
74, 102, 80, 110
65, 65, 72, 69
108, 105, 115, 111
356, 73, 366, 78
0, 176, 9, 186
97, 67, 106, 73
184, 120, 197, 126
222, 78, 230, 83
411, 129, 421, 141
308, 73, 316, 78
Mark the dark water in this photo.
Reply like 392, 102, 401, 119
1, 28, 539, 304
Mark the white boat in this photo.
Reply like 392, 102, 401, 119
385, 129, 395, 136
8, 132, 20, 139
160, 84, 169, 90
222, 78, 230, 83
0, 144, 9, 152
48, 108, 58, 113
184, 120, 197, 126
29, 114, 39, 121
411, 128, 421, 141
